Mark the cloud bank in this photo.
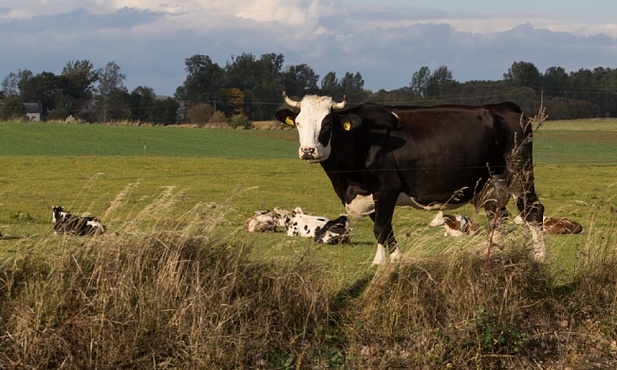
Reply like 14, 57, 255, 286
1, 0, 616, 95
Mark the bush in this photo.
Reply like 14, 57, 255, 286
208, 111, 227, 124
229, 114, 252, 129
47, 107, 70, 121
0, 97, 25, 120
187, 102, 214, 127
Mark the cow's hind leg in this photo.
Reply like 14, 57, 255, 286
515, 192, 545, 261
510, 131, 546, 261
477, 176, 511, 246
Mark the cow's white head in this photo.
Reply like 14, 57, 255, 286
275, 92, 347, 162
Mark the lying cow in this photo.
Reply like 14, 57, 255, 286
285, 210, 352, 243
245, 207, 300, 232
286, 212, 329, 238
514, 215, 582, 234
313, 215, 351, 244
429, 211, 479, 237
52, 206, 106, 236
245, 210, 278, 232
544, 217, 583, 234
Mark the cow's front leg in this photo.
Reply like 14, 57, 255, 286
370, 200, 401, 265
371, 224, 401, 265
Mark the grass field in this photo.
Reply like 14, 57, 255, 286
1, 119, 616, 267
1, 118, 617, 368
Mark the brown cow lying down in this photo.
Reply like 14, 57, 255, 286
514, 215, 583, 234
429, 211, 479, 237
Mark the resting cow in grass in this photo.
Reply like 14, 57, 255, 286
515, 215, 582, 234
283, 209, 352, 244
276, 92, 545, 265
245, 207, 301, 233
52, 206, 105, 236
313, 215, 351, 244
429, 211, 479, 237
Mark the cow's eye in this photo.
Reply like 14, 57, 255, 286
296, 121, 302, 128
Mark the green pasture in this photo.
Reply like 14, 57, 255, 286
1, 119, 617, 283
0, 121, 299, 157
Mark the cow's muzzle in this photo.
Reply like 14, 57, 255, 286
300, 147, 317, 160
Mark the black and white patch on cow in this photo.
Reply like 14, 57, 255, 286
52, 206, 105, 236
276, 92, 546, 265
286, 213, 329, 238
429, 211, 479, 237
313, 215, 351, 244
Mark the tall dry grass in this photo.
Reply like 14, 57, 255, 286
0, 187, 336, 369
1, 187, 616, 369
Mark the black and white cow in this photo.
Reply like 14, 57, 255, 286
275, 93, 545, 265
429, 211, 479, 237
313, 215, 351, 244
285, 210, 352, 244
285, 212, 329, 238
52, 206, 105, 236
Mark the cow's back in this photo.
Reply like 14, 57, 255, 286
381, 103, 526, 206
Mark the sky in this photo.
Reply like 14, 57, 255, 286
1, 0, 616, 97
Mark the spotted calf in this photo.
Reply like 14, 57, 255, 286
286, 212, 329, 238
52, 206, 105, 236
514, 215, 582, 234
543, 217, 583, 234
429, 211, 479, 237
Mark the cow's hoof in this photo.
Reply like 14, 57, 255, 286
533, 250, 546, 262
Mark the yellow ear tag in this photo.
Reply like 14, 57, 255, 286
343, 121, 351, 131
285, 117, 295, 126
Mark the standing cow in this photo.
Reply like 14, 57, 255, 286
275, 93, 545, 265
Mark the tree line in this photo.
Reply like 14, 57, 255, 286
2, 55, 617, 124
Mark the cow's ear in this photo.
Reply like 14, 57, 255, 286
275, 109, 297, 127
337, 113, 363, 131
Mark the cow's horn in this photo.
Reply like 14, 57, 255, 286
332, 95, 347, 110
282, 91, 301, 109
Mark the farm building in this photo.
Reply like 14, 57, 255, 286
0, 101, 43, 121
23, 102, 43, 121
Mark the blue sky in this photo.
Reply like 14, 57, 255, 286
1, 0, 616, 96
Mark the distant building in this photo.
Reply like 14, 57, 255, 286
0, 101, 43, 121
23, 102, 43, 121
72, 98, 97, 122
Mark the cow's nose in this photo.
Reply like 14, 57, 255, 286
301, 147, 316, 160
